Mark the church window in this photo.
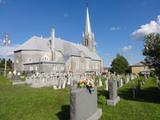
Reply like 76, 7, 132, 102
41, 56, 49, 61
76, 60, 80, 70
29, 66, 33, 71
85, 39, 88, 46
35, 66, 37, 71
28, 58, 32, 62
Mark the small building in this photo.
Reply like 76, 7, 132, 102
130, 61, 150, 74
101, 67, 109, 75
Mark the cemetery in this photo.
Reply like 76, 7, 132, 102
1, 71, 160, 120
1, 1, 160, 120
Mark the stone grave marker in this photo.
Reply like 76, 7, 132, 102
99, 78, 103, 87
7, 71, 13, 79
70, 88, 102, 120
105, 79, 108, 91
107, 79, 120, 106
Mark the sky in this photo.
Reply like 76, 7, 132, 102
0, 0, 160, 67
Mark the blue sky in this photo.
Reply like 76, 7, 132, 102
0, 0, 160, 66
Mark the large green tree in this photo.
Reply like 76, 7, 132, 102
110, 54, 129, 74
0, 58, 13, 70
143, 33, 160, 79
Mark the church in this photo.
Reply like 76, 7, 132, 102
14, 7, 103, 74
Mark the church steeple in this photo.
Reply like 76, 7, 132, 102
51, 28, 55, 49
49, 27, 56, 61
82, 6, 96, 52
85, 7, 91, 34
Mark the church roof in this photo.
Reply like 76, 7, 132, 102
14, 36, 101, 61
14, 36, 50, 51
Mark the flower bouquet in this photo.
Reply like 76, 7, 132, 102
78, 77, 95, 93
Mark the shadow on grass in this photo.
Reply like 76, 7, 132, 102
97, 85, 160, 104
118, 87, 160, 104
98, 89, 109, 98
56, 105, 70, 120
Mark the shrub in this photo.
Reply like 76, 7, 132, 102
98, 95, 106, 105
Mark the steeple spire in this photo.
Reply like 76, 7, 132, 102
51, 28, 55, 49
49, 27, 56, 61
82, 6, 96, 52
85, 7, 92, 34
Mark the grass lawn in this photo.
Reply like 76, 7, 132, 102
99, 77, 160, 120
0, 76, 160, 120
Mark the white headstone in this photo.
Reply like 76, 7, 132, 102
99, 78, 103, 87
105, 79, 108, 90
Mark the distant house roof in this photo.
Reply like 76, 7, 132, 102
130, 61, 146, 67
14, 36, 102, 62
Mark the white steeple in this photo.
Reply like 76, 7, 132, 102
85, 7, 92, 34
51, 28, 55, 49
49, 28, 56, 61
82, 6, 96, 52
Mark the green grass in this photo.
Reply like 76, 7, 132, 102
0, 77, 69, 120
99, 77, 160, 120
0, 76, 160, 120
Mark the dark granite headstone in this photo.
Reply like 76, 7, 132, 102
70, 88, 102, 120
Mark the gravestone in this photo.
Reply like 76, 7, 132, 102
107, 79, 120, 106
98, 78, 103, 87
120, 78, 123, 87
130, 74, 134, 80
126, 75, 130, 83
108, 72, 111, 79
105, 79, 108, 91
53, 85, 58, 90
62, 79, 66, 89
67, 74, 71, 86
7, 72, 13, 79
118, 78, 123, 88
70, 88, 102, 120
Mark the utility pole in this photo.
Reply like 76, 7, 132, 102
3, 34, 10, 77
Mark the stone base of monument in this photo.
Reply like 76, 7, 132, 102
107, 96, 120, 106
70, 87, 102, 120
87, 108, 102, 120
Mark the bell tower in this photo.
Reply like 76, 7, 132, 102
82, 7, 96, 52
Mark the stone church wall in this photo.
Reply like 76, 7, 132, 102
14, 50, 102, 74
14, 50, 50, 72
14, 51, 23, 71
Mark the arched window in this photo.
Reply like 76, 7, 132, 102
41, 55, 49, 61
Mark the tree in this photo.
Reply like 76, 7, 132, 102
143, 33, 160, 79
0, 58, 13, 70
7, 59, 13, 69
110, 54, 129, 74
0, 58, 5, 68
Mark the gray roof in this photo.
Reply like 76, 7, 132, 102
130, 61, 146, 67
14, 36, 102, 61
14, 36, 50, 52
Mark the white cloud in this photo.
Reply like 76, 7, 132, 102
0, 44, 20, 57
122, 45, 132, 52
132, 15, 160, 39
110, 26, 120, 31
